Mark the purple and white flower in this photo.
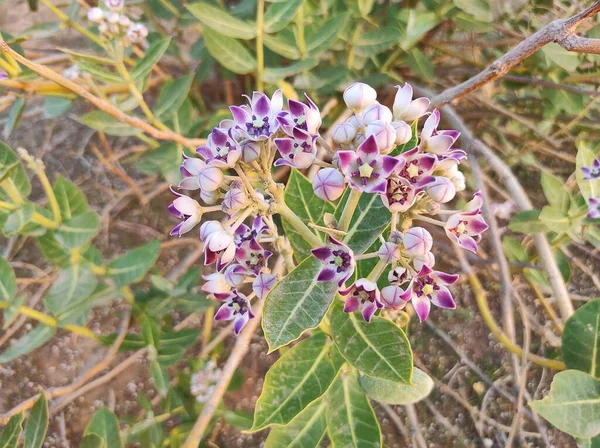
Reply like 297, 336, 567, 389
343, 82, 377, 113
582, 158, 600, 180
235, 239, 272, 275
403, 227, 433, 256
388, 266, 409, 285
341, 278, 383, 322
214, 289, 254, 334
312, 168, 346, 201
223, 264, 248, 287
168, 188, 203, 236
277, 95, 321, 135
378, 241, 400, 263
201, 221, 236, 271
311, 236, 356, 287
587, 198, 600, 219
178, 154, 224, 192
196, 128, 242, 168
420, 110, 460, 155
234, 216, 269, 246
202, 272, 231, 294
393, 84, 430, 123
381, 175, 419, 212
230, 90, 283, 140
444, 191, 489, 253
396, 147, 436, 186
127, 23, 148, 43
381, 285, 408, 310
253, 273, 277, 299
338, 135, 401, 193
362, 102, 393, 125
222, 182, 247, 214
274, 127, 317, 169
400, 265, 459, 322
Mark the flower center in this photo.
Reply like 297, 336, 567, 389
359, 163, 374, 178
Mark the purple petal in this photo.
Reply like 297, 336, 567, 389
435, 272, 459, 285
381, 156, 401, 175
357, 135, 379, 158
343, 296, 359, 313
412, 295, 431, 322
230, 106, 248, 125
362, 303, 377, 322
214, 304, 234, 321
275, 138, 293, 155
459, 236, 478, 253
288, 99, 305, 117
337, 151, 355, 171
233, 314, 249, 334
254, 94, 270, 116
431, 286, 456, 309
317, 268, 336, 282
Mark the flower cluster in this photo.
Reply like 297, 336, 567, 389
310, 82, 488, 322
190, 360, 221, 403
168, 82, 486, 332
582, 157, 600, 219
87, 0, 148, 44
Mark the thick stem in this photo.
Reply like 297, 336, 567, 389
274, 202, 322, 248
338, 188, 361, 232
255, 0, 265, 91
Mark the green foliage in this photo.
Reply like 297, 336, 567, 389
0, 255, 17, 302
203, 29, 257, 74
45, 264, 98, 316
54, 211, 100, 248
106, 240, 160, 287
562, 299, 600, 379
24, 393, 49, 448
251, 332, 343, 430
359, 368, 434, 405
262, 256, 338, 352
264, 398, 327, 448
0, 326, 56, 364
85, 407, 123, 448
78, 111, 140, 136
0, 412, 24, 448
186, 2, 256, 39
330, 303, 413, 383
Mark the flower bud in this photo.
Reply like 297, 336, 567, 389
365, 120, 396, 152
127, 23, 148, 43
377, 242, 400, 263
381, 285, 407, 310
343, 82, 377, 113
346, 115, 365, 132
253, 273, 277, 299
87, 7, 104, 22
105, 0, 124, 11
391, 120, 412, 145
200, 189, 219, 205
98, 22, 108, 34
413, 251, 435, 271
107, 12, 119, 24
451, 171, 466, 192
332, 122, 356, 144
388, 266, 408, 285
200, 220, 222, 241
427, 177, 456, 203
119, 15, 131, 27
362, 102, 393, 125
241, 140, 260, 163
222, 183, 247, 213
202, 273, 230, 294
224, 264, 247, 287
313, 168, 345, 201
198, 166, 224, 192
403, 227, 433, 256
352, 133, 366, 149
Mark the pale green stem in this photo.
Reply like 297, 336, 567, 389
255, 0, 265, 91
414, 215, 446, 227
338, 188, 361, 232
274, 202, 322, 248
367, 259, 387, 282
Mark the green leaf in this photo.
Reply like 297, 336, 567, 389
359, 367, 433, 405
106, 240, 160, 287
335, 192, 391, 255
80, 433, 105, 448
562, 299, 600, 379
502, 236, 529, 263
24, 393, 48, 448
0, 142, 31, 197
453, 0, 492, 22
76, 60, 121, 83
84, 406, 123, 448
251, 332, 343, 430
539, 205, 571, 233
262, 256, 338, 352
264, 0, 303, 33
3, 202, 34, 235
2, 295, 25, 330
43, 97, 72, 119
0, 256, 17, 302
263, 33, 300, 60
264, 398, 327, 448
142, 316, 161, 347
0, 412, 24, 448
330, 303, 413, 383
530, 370, 600, 439
203, 29, 257, 74
0, 326, 55, 363
3, 97, 25, 139
354, 27, 399, 57
326, 368, 382, 448
131, 37, 171, 81
159, 328, 200, 349
554, 249, 571, 282
542, 43, 580, 72
53, 174, 89, 220
263, 59, 318, 84
38, 232, 71, 267
389, 120, 418, 156
282, 169, 334, 260
54, 211, 100, 249
306, 14, 346, 55
401, 10, 439, 50
154, 74, 194, 119
150, 359, 168, 397
406, 48, 434, 81
577, 142, 600, 201
58, 48, 114, 65
78, 112, 140, 137
45, 264, 98, 316
186, 2, 256, 39
508, 210, 548, 234
541, 171, 570, 213
358, 0, 375, 17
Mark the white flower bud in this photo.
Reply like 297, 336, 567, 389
403, 227, 433, 256
365, 120, 396, 152
107, 12, 120, 24
451, 171, 466, 192
346, 115, 365, 132
426, 177, 456, 203
198, 166, 224, 192
362, 102, 393, 125
413, 252, 435, 271
343, 82, 377, 113
119, 15, 131, 27
381, 286, 406, 310
391, 120, 412, 145
202, 273, 230, 294
313, 168, 345, 201
87, 7, 104, 22
332, 122, 356, 144
200, 189, 219, 205
377, 242, 400, 264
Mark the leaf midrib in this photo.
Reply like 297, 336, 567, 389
287, 400, 326, 447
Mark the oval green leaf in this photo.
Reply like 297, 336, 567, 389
562, 298, 600, 379
106, 239, 160, 287
0, 256, 17, 302
264, 397, 327, 448
45, 264, 98, 316
203, 29, 257, 75
251, 332, 343, 430
54, 211, 100, 249
24, 393, 48, 448
264, 0, 303, 34
186, 2, 256, 39
84, 406, 123, 448
359, 367, 433, 405
0, 325, 55, 364
330, 303, 413, 383
0, 412, 24, 448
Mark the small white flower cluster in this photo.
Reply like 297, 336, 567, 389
190, 360, 222, 403
87, 0, 148, 44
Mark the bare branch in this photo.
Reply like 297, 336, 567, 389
431, 1, 600, 107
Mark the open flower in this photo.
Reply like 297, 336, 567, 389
214, 289, 254, 334
274, 127, 317, 169
396, 147, 436, 186
312, 236, 356, 287
168, 188, 203, 236
312, 168, 346, 201
400, 265, 459, 322
230, 90, 283, 140
338, 135, 401, 193
420, 109, 460, 155
444, 191, 488, 253
341, 279, 383, 322
201, 221, 236, 271
277, 95, 321, 135
196, 128, 241, 168
127, 23, 148, 43
235, 239, 272, 275
587, 198, 600, 219
253, 273, 277, 299
234, 216, 268, 246
582, 158, 600, 180
178, 154, 224, 192
381, 175, 420, 212
202, 272, 231, 294
393, 84, 430, 122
